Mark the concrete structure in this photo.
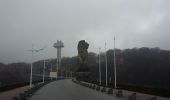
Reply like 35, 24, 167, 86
53, 40, 64, 79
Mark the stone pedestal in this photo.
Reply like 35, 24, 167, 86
75, 71, 90, 81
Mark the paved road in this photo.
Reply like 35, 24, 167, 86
30, 79, 123, 100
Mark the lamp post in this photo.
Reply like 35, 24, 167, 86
99, 48, 101, 85
114, 36, 117, 88
105, 43, 108, 87
43, 60, 49, 83
66, 70, 67, 79
28, 44, 44, 88
50, 64, 53, 80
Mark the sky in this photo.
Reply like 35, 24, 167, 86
0, 0, 170, 63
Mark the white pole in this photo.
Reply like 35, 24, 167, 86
56, 49, 58, 80
71, 71, 73, 79
70, 71, 71, 78
30, 44, 33, 88
51, 64, 52, 80
70, 71, 71, 79
29, 45, 44, 87
43, 60, 45, 83
105, 43, 108, 87
114, 36, 117, 88
65, 69, 67, 79
59, 48, 62, 78
99, 48, 101, 85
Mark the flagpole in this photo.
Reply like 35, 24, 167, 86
114, 36, 117, 88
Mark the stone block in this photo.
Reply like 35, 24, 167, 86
101, 87, 106, 92
116, 90, 123, 97
107, 88, 113, 94
147, 96, 157, 100
128, 93, 136, 100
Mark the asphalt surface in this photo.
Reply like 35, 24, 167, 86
30, 79, 123, 100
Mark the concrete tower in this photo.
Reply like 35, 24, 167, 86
53, 40, 64, 79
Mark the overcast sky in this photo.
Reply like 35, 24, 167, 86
0, 0, 170, 63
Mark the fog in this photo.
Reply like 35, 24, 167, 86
0, 0, 170, 63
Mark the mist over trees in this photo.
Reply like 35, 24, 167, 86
0, 47, 170, 89
62, 47, 170, 89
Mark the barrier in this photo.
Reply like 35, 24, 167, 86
12, 97, 18, 100
19, 93, 26, 100
88, 84, 91, 87
88, 84, 92, 88
72, 79, 162, 100
147, 96, 157, 100
92, 84, 96, 89
12, 80, 54, 100
101, 87, 106, 92
107, 88, 113, 94
96, 86, 100, 91
128, 93, 136, 100
116, 90, 123, 97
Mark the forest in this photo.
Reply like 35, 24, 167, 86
0, 47, 170, 91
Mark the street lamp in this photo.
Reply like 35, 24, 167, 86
50, 63, 53, 80
113, 36, 117, 89
28, 44, 44, 88
43, 60, 50, 83
98, 48, 102, 85
105, 43, 108, 87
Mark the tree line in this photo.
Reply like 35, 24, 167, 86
0, 47, 170, 89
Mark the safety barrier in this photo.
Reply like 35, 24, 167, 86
72, 79, 159, 100
128, 93, 136, 100
12, 80, 55, 100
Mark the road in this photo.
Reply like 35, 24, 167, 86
30, 79, 123, 100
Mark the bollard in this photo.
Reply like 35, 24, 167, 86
88, 84, 91, 88
128, 93, 136, 100
116, 90, 123, 97
96, 86, 100, 91
19, 93, 26, 100
28, 92, 32, 97
107, 88, 113, 94
27, 89, 32, 97
84, 83, 88, 87
147, 96, 157, 100
12, 97, 18, 100
89, 84, 93, 88
101, 87, 106, 92
92, 85, 96, 89
24, 91, 29, 97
